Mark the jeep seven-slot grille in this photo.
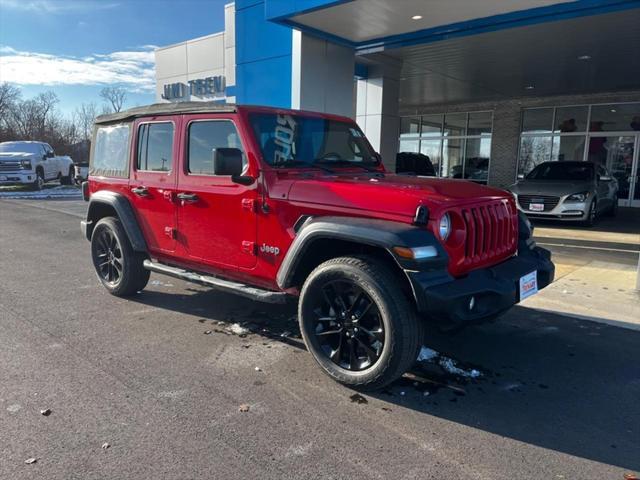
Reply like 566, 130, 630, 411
517, 194, 559, 212
461, 201, 516, 266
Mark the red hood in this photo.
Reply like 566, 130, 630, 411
286, 172, 510, 218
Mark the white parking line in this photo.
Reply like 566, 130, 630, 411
537, 241, 639, 254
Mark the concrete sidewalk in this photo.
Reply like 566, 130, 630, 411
528, 210, 640, 331
523, 260, 640, 331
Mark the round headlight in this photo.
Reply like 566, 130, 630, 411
438, 213, 451, 241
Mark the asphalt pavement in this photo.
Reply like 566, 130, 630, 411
1, 198, 639, 480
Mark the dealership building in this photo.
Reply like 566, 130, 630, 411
155, 0, 640, 207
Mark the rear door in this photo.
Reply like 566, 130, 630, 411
129, 117, 180, 255
176, 115, 258, 269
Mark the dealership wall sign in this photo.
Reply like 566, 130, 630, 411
162, 76, 226, 101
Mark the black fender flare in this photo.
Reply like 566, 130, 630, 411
276, 216, 449, 292
82, 190, 147, 252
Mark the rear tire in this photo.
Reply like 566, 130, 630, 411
61, 166, 74, 185
91, 216, 150, 296
298, 255, 421, 391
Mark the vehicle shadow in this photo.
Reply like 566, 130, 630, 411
129, 287, 640, 471
376, 306, 640, 471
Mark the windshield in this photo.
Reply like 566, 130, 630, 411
249, 113, 378, 168
0, 142, 42, 154
526, 162, 594, 181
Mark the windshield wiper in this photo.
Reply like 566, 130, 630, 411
274, 159, 334, 173
315, 159, 379, 173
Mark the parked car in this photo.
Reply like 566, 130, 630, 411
80, 102, 554, 390
74, 161, 89, 184
0, 141, 75, 190
509, 161, 618, 226
395, 152, 436, 176
451, 157, 489, 183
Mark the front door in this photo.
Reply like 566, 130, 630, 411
176, 116, 258, 269
588, 134, 639, 207
129, 118, 179, 255
41, 145, 56, 180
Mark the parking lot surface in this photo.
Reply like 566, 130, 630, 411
1, 198, 639, 479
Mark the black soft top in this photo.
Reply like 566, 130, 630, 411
95, 102, 237, 125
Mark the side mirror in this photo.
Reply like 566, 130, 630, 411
517, 173, 525, 180
213, 148, 243, 176
47, 151, 54, 158
212, 148, 254, 185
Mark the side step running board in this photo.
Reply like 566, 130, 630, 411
143, 260, 289, 304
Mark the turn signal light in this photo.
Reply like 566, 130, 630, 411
393, 246, 438, 260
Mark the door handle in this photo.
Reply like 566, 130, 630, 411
177, 192, 199, 203
131, 186, 149, 197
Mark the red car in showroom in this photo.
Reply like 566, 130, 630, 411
81, 102, 554, 390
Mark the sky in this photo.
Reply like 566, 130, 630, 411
0, 0, 229, 116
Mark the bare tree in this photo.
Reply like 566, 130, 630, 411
9, 91, 59, 140
100, 86, 127, 113
0, 83, 21, 130
1, 89, 92, 160
74, 102, 98, 142
0, 82, 20, 120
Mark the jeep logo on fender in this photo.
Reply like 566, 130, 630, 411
260, 243, 280, 256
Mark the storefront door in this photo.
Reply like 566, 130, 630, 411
587, 134, 640, 207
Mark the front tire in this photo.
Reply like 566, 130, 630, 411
32, 169, 44, 191
606, 195, 618, 217
583, 198, 597, 227
298, 255, 421, 391
91, 217, 150, 296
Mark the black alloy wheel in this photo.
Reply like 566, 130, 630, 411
90, 216, 150, 296
312, 280, 385, 371
299, 255, 421, 390
94, 226, 124, 286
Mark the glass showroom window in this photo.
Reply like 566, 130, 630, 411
398, 111, 492, 183
517, 103, 640, 178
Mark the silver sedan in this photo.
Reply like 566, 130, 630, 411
509, 161, 618, 226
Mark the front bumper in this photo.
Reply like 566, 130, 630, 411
516, 196, 590, 221
408, 245, 554, 326
0, 172, 36, 185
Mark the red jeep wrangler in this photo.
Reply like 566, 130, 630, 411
81, 103, 554, 390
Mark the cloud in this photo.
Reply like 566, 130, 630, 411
0, 45, 156, 92
0, 0, 120, 13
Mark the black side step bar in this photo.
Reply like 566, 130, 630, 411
143, 260, 289, 304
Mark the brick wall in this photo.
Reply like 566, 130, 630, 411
399, 89, 640, 188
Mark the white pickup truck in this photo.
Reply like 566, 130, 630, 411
0, 141, 75, 190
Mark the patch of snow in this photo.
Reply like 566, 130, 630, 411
0, 185, 82, 199
230, 323, 250, 336
416, 346, 439, 362
416, 345, 482, 378
438, 357, 482, 378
